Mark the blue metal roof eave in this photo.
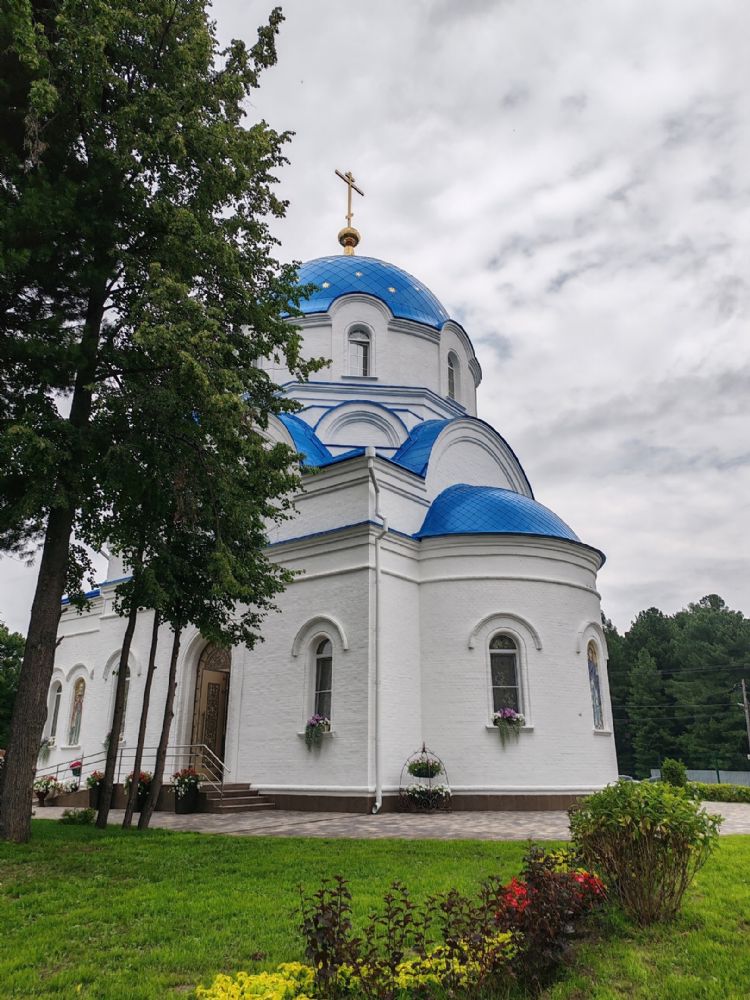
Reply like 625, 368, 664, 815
414, 529, 606, 566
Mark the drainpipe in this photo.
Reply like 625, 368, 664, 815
366, 446, 388, 814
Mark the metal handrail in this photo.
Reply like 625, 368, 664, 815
35, 743, 228, 798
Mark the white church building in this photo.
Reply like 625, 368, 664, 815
42, 231, 618, 812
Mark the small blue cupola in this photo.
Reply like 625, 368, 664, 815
416, 484, 582, 543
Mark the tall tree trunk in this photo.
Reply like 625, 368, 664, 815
0, 508, 74, 842
138, 624, 181, 830
123, 610, 160, 828
95, 595, 141, 829
0, 281, 107, 843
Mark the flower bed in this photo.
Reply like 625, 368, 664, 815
197, 846, 606, 998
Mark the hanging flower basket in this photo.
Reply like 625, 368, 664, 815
398, 744, 451, 812
304, 714, 331, 750
492, 708, 525, 747
406, 757, 443, 779
69, 759, 82, 778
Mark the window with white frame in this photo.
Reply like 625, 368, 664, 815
48, 682, 62, 743
587, 641, 605, 730
313, 638, 333, 719
349, 328, 371, 376
447, 352, 459, 400
68, 677, 85, 745
489, 634, 520, 714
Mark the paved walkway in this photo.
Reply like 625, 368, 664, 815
34, 801, 750, 840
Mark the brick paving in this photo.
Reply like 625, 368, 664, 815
34, 801, 750, 840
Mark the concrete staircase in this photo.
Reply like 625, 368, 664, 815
201, 783, 275, 814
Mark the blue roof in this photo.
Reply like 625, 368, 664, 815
294, 256, 451, 329
416, 484, 581, 542
391, 419, 451, 475
278, 412, 333, 467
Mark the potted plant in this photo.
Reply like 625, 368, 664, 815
172, 767, 202, 814
304, 714, 331, 750
124, 771, 153, 812
33, 775, 60, 806
86, 770, 104, 808
407, 756, 443, 779
492, 707, 525, 747
38, 737, 52, 764
403, 783, 451, 811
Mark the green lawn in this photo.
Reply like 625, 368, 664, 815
0, 822, 748, 999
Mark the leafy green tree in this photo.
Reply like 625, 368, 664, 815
0, 622, 25, 747
0, 0, 311, 842
612, 596, 749, 776
627, 649, 671, 777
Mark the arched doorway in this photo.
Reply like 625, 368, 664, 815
190, 645, 231, 770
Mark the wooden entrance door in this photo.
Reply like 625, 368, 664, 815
191, 645, 231, 772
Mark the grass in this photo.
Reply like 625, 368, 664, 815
0, 822, 748, 999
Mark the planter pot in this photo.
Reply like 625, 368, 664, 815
71, 768, 82, 778
174, 784, 199, 814
88, 786, 101, 809
136, 786, 149, 812
35, 791, 48, 807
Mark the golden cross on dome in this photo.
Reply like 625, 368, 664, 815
335, 169, 364, 254
335, 169, 364, 226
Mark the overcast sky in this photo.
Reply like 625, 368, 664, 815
1, 0, 748, 635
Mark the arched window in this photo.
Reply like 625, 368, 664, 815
489, 634, 520, 713
349, 328, 371, 377
313, 638, 333, 719
68, 678, 85, 745
447, 352, 459, 400
587, 642, 605, 730
48, 682, 62, 743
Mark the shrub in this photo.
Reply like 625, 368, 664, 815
660, 757, 687, 787
196, 963, 314, 999
494, 846, 606, 987
570, 780, 721, 925
59, 808, 96, 825
687, 781, 750, 803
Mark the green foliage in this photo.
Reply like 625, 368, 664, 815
605, 596, 750, 777
687, 781, 750, 803
0, 621, 24, 746
660, 757, 687, 788
2, 825, 749, 998
297, 848, 603, 999
59, 808, 95, 825
570, 779, 721, 925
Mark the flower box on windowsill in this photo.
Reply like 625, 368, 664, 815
296, 729, 336, 739
484, 724, 534, 732
592, 729, 613, 736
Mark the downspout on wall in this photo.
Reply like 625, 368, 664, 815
366, 447, 388, 814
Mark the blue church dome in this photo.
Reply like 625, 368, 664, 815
294, 256, 451, 330
416, 484, 581, 543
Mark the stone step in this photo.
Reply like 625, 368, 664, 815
203, 798, 275, 814
203, 788, 260, 801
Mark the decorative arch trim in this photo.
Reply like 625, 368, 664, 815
468, 613, 543, 651
576, 620, 608, 657
292, 616, 349, 657
64, 662, 92, 683
102, 649, 141, 680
